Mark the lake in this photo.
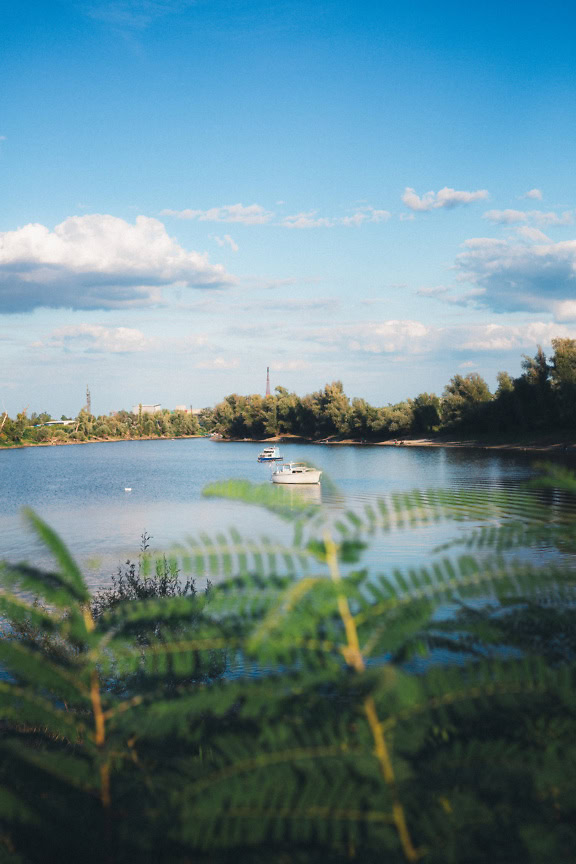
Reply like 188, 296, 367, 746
1, 438, 574, 591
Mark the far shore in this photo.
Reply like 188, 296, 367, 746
2, 431, 576, 455
0, 434, 205, 451
214, 432, 576, 454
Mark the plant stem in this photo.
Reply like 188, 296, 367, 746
324, 531, 421, 862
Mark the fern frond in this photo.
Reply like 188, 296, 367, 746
22, 510, 89, 605
203, 479, 321, 522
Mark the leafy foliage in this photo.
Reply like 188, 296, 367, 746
1, 469, 576, 862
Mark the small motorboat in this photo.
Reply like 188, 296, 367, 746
258, 446, 283, 462
271, 462, 322, 485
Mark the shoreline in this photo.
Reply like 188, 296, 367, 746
215, 433, 576, 454
2, 432, 576, 455
0, 434, 205, 451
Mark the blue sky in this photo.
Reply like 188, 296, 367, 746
2, 0, 576, 416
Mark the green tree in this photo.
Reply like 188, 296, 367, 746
274, 386, 299, 434
512, 345, 554, 431
441, 373, 492, 430
411, 392, 441, 435
348, 397, 379, 439
550, 337, 576, 426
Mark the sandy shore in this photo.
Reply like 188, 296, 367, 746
219, 434, 576, 453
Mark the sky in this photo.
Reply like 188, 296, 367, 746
2, 0, 576, 417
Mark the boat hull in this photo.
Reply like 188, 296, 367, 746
271, 470, 322, 485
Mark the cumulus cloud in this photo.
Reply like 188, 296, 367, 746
312, 320, 432, 354
402, 186, 489, 212
282, 211, 333, 229
161, 204, 273, 225
553, 301, 576, 322
515, 226, 550, 242
0, 214, 232, 313
213, 234, 239, 252
281, 206, 390, 229
50, 324, 152, 353
306, 319, 576, 356
455, 235, 576, 314
457, 322, 575, 351
523, 188, 543, 200
483, 209, 573, 226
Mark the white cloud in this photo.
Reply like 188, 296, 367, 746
0, 214, 232, 313
161, 204, 273, 225
455, 235, 576, 313
195, 356, 240, 370
515, 226, 550, 242
553, 301, 576, 322
483, 209, 573, 226
306, 319, 576, 358
281, 206, 390, 229
457, 322, 575, 351
213, 234, 239, 252
312, 320, 432, 354
50, 324, 152, 353
402, 186, 489, 212
416, 285, 484, 306
273, 359, 311, 371
162, 203, 390, 229
282, 211, 334, 229
523, 188, 543, 200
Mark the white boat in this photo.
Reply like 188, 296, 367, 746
271, 462, 322, 485
258, 446, 283, 462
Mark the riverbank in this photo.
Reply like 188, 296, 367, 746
0, 433, 205, 451
215, 432, 576, 453
3, 431, 576, 454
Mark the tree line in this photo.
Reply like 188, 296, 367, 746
2, 338, 576, 447
0, 406, 203, 447
207, 338, 576, 440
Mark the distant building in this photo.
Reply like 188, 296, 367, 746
132, 404, 161, 415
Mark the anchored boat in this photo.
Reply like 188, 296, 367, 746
258, 446, 283, 462
271, 462, 322, 485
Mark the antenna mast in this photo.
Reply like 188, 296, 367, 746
265, 366, 271, 397
86, 385, 91, 415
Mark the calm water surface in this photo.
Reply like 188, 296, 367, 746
0, 439, 574, 590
